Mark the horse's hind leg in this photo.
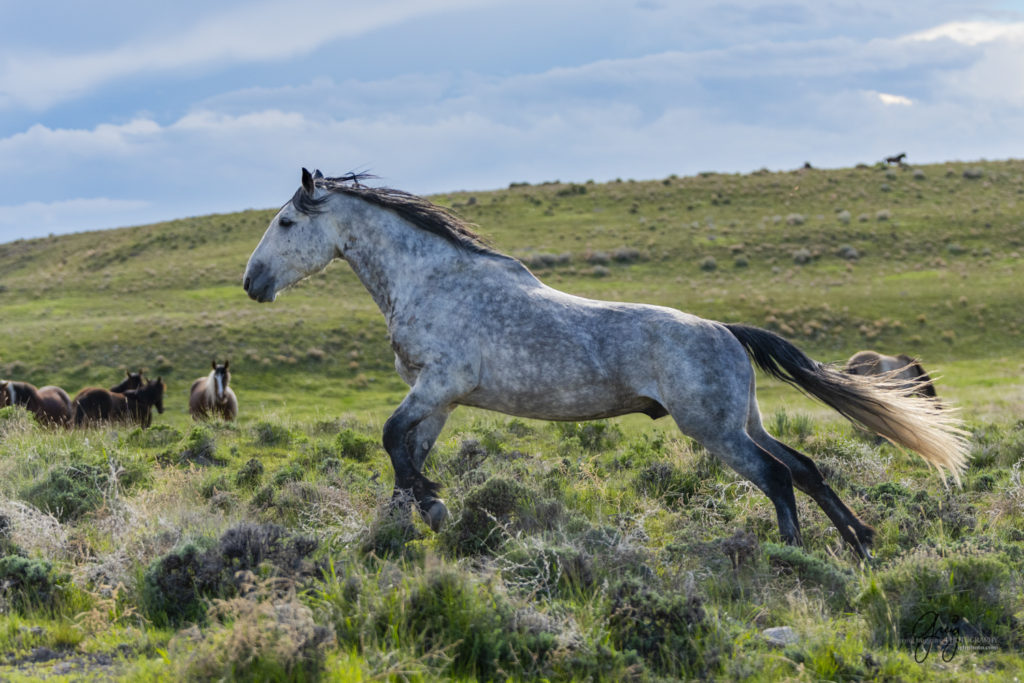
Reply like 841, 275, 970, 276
744, 389, 875, 556
657, 362, 802, 544
752, 427, 875, 557
698, 429, 804, 546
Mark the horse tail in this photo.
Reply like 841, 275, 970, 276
723, 323, 969, 484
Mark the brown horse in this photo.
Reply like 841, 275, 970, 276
73, 377, 166, 428
110, 369, 145, 393
189, 361, 238, 421
0, 380, 73, 426
845, 351, 937, 398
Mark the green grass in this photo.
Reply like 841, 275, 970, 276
0, 159, 1021, 680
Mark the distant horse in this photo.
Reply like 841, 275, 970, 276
110, 369, 145, 393
189, 360, 238, 421
243, 168, 968, 558
0, 380, 72, 426
845, 351, 937, 399
73, 377, 165, 428
885, 153, 907, 166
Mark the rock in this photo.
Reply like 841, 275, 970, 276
762, 626, 799, 647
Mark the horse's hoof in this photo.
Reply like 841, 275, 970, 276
420, 498, 448, 532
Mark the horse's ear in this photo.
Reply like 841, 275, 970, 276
313, 169, 324, 179
301, 168, 315, 195
125, 369, 131, 377
211, 360, 217, 370
224, 360, 230, 370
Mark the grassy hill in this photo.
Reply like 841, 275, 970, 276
0, 160, 1021, 680
2, 159, 1022, 425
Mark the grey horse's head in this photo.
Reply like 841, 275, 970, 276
243, 168, 339, 303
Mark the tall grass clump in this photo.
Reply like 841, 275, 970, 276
169, 578, 335, 682
606, 574, 727, 678
866, 550, 1023, 651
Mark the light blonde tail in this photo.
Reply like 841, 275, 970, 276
726, 323, 970, 483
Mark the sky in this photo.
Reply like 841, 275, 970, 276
2, 0, 1024, 243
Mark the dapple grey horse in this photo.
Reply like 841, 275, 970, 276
243, 169, 969, 557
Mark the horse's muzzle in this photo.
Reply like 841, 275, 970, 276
242, 262, 276, 303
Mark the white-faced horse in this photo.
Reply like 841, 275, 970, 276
243, 169, 968, 557
189, 360, 238, 421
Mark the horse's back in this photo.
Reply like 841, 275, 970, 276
73, 387, 115, 424
38, 386, 72, 425
189, 377, 209, 418
431, 279, 727, 420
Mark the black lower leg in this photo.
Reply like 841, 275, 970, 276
774, 441, 875, 555
383, 413, 445, 524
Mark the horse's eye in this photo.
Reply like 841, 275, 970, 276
279, 217, 295, 228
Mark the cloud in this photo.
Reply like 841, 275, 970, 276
5, 10, 1024, 241
0, 198, 152, 241
0, 0, 497, 111
903, 20, 1024, 46
877, 92, 913, 106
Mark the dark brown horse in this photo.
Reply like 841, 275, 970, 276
110, 369, 145, 393
73, 377, 165, 428
189, 361, 238, 421
0, 380, 73, 426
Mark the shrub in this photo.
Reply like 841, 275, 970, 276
836, 244, 859, 260
141, 541, 218, 628
253, 420, 291, 447
606, 575, 720, 677
442, 477, 533, 555
792, 247, 813, 265
235, 458, 264, 490
500, 541, 595, 598
763, 542, 853, 609
176, 425, 220, 465
171, 586, 334, 682
868, 551, 1022, 650
556, 420, 622, 453
141, 523, 319, 628
388, 567, 558, 680
334, 429, 377, 461
699, 256, 718, 272
611, 246, 644, 263
0, 555, 69, 613
633, 462, 702, 506
22, 464, 105, 523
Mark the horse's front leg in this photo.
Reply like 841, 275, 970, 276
383, 380, 464, 531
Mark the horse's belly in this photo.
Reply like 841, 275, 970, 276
457, 383, 666, 421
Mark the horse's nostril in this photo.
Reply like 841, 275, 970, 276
244, 277, 251, 291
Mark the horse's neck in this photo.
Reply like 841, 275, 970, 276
335, 200, 463, 320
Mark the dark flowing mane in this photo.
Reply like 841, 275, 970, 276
294, 171, 500, 257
